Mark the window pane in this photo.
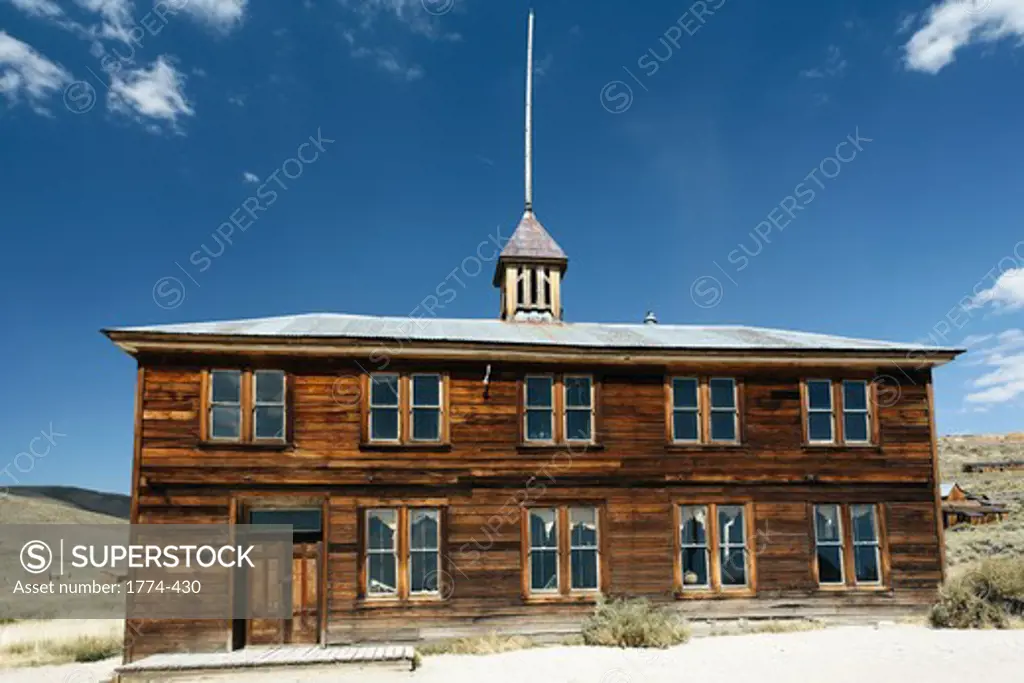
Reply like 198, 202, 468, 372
844, 413, 869, 443
368, 553, 397, 595
570, 508, 598, 547
255, 370, 284, 403
718, 506, 745, 545
854, 546, 880, 583
720, 548, 747, 586
710, 411, 736, 441
526, 377, 552, 407
370, 375, 399, 406
412, 408, 440, 441
817, 546, 844, 584
565, 377, 591, 408
680, 506, 707, 545
526, 410, 553, 440
673, 411, 699, 441
851, 505, 878, 543
682, 548, 708, 586
410, 551, 438, 593
211, 405, 240, 439
808, 412, 833, 442
807, 380, 832, 409
566, 410, 592, 441
254, 406, 284, 439
709, 378, 735, 408
815, 505, 842, 543
211, 370, 241, 403
371, 408, 399, 440
250, 508, 322, 532
531, 549, 558, 591
529, 509, 557, 548
843, 381, 867, 411
672, 378, 698, 409
410, 509, 439, 550
368, 510, 397, 551
571, 549, 598, 589
412, 375, 440, 406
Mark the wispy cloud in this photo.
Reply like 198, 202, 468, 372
107, 56, 194, 133
0, 31, 71, 116
800, 45, 847, 78
971, 267, 1024, 312
903, 0, 1024, 74
341, 29, 423, 80
242, 171, 259, 183
339, 0, 461, 41
180, 0, 249, 33
964, 329, 1024, 405
7, 0, 63, 18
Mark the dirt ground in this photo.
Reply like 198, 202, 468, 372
9, 625, 1024, 683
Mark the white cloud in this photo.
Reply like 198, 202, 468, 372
801, 44, 848, 78
107, 56, 194, 131
903, 0, 1024, 74
971, 267, 1024, 311
964, 329, 1024, 405
7, 0, 63, 18
0, 31, 71, 115
242, 171, 259, 183
342, 29, 423, 81
179, 0, 249, 32
340, 0, 460, 41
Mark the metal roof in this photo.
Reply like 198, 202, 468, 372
940, 483, 957, 498
105, 312, 962, 354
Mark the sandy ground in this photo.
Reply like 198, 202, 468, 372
7, 625, 1024, 683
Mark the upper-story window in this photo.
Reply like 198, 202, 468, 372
803, 379, 874, 445
668, 377, 740, 444
522, 374, 596, 445
205, 369, 287, 443
364, 373, 447, 445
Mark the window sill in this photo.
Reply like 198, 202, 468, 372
675, 588, 756, 600
815, 584, 891, 594
666, 443, 747, 452
197, 441, 294, 452
516, 442, 604, 453
523, 593, 601, 605
801, 444, 882, 453
359, 442, 452, 452
355, 596, 447, 610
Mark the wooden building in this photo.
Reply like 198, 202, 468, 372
103, 11, 963, 661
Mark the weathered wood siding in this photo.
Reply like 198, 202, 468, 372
126, 359, 941, 657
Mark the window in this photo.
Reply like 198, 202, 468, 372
363, 507, 444, 600
564, 376, 593, 442
813, 504, 885, 588
676, 503, 753, 594
803, 379, 875, 445
524, 505, 601, 596
364, 373, 447, 445
521, 374, 598, 445
204, 369, 288, 443
668, 377, 741, 444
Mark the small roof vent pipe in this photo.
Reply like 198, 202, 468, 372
643, 311, 658, 325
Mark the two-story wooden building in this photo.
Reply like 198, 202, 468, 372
105, 210, 960, 659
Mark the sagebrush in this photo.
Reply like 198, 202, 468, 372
930, 557, 1024, 629
581, 598, 690, 648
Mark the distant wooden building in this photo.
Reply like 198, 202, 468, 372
103, 11, 964, 663
940, 482, 1009, 528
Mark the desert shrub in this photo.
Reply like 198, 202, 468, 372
930, 557, 1024, 629
581, 598, 690, 648
417, 632, 537, 656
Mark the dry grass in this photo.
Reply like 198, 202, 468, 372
930, 557, 1024, 629
417, 632, 540, 656
581, 598, 691, 648
0, 619, 122, 668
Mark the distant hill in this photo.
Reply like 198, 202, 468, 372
0, 486, 129, 523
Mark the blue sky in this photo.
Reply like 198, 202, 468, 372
2, 0, 1024, 495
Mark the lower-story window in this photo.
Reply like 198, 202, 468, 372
675, 502, 754, 594
364, 507, 442, 600
813, 503, 885, 588
524, 505, 601, 596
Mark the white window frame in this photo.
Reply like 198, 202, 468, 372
806, 379, 836, 444
368, 373, 401, 443
408, 508, 441, 596
841, 380, 872, 445
252, 370, 287, 442
679, 504, 711, 590
814, 504, 846, 586
717, 504, 749, 589
209, 369, 242, 442
850, 504, 882, 586
410, 374, 443, 443
671, 377, 701, 443
708, 377, 739, 444
563, 375, 594, 444
366, 508, 399, 598
568, 506, 600, 592
523, 374, 555, 443
528, 507, 560, 594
